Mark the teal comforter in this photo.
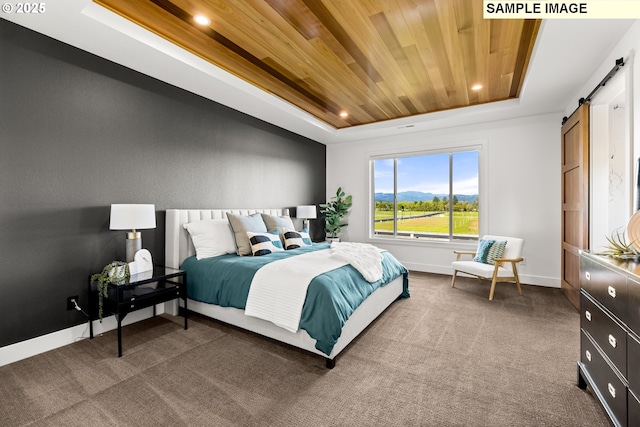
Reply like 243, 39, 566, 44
181, 243, 409, 355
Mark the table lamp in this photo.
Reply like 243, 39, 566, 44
109, 204, 156, 262
296, 205, 317, 232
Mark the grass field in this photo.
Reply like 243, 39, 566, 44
374, 211, 478, 236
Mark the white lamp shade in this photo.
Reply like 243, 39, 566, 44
110, 204, 156, 230
296, 205, 317, 219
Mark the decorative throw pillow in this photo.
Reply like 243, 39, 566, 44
282, 228, 312, 250
261, 213, 296, 234
486, 240, 507, 265
473, 239, 495, 264
183, 219, 236, 260
227, 213, 268, 256
247, 231, 284, 256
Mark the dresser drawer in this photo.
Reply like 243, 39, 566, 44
581, 292, 627, 377
581, 256, 628, 321
581, 331, 627, 427
630, 389, 640, 426
629, 333, 640, 393
628, 278, 640, 334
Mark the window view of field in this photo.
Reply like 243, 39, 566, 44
373, 151, 479, 241
374, 203, 478, 240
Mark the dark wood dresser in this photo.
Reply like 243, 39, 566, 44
579, 251, 640, 426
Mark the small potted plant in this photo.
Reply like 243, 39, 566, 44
90, 261, 130, 321
320, 187, 352, 242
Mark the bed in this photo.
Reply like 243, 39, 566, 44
165, 208, 409, 368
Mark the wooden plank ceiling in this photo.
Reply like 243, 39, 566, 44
94, 0, 540, 129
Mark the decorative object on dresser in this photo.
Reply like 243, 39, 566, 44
109, 204, 156, 262
320, 188, 352, 242
578, 251, 640, 426
626, 210, 640, 253
597, 227, 638, 259
450, 235, 524, 300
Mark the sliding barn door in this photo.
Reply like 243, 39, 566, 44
561, 104, 589, 310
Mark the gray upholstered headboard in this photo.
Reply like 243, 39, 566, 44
165, 208, 289, 269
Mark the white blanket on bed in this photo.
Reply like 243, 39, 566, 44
245, 249, 347, 333
330, 242, 384, 283
246, 244, 385, 333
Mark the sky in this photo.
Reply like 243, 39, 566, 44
374, 151, 479, 195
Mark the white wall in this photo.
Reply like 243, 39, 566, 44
564, 20, 640, 249
564, 20, 640, 143
327, 113, 561, 287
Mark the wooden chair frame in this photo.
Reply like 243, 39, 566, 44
451, 250, 524, 300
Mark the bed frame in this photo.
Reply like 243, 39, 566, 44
165, 208, 404, 368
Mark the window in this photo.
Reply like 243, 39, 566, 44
371, 148, 480, 242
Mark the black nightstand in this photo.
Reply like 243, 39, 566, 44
88, 265, 188, 357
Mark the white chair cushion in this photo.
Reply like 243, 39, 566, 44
452, 260, 512, 279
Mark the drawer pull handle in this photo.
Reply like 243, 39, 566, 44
608, 334, 617, 348
585, 350, 591, 362
585, 272, 591, 280
585, 310, 592, 321
608, 383, 616, 398
608, 286, 616, 298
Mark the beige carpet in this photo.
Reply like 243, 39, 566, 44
0, 272, 608, 426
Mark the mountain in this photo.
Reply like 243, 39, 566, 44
374, 191, 477, 203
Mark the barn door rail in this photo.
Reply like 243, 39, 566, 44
562, 57, 624, 124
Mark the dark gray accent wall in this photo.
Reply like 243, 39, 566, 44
0, 19, 326, 347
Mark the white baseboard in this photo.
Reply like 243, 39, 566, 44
0, 305, 164, 367
402, 262, 561, 288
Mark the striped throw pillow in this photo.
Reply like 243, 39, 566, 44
486, 240, 507, 265
473, 239, 495, 263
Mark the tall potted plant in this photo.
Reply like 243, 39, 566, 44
320, 187, 352, 242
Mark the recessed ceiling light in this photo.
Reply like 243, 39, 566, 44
194, 15, 210, 26
339, 111, 348, 118
471, 84, 483, 91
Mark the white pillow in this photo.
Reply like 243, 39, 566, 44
183, 219, 236, 260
